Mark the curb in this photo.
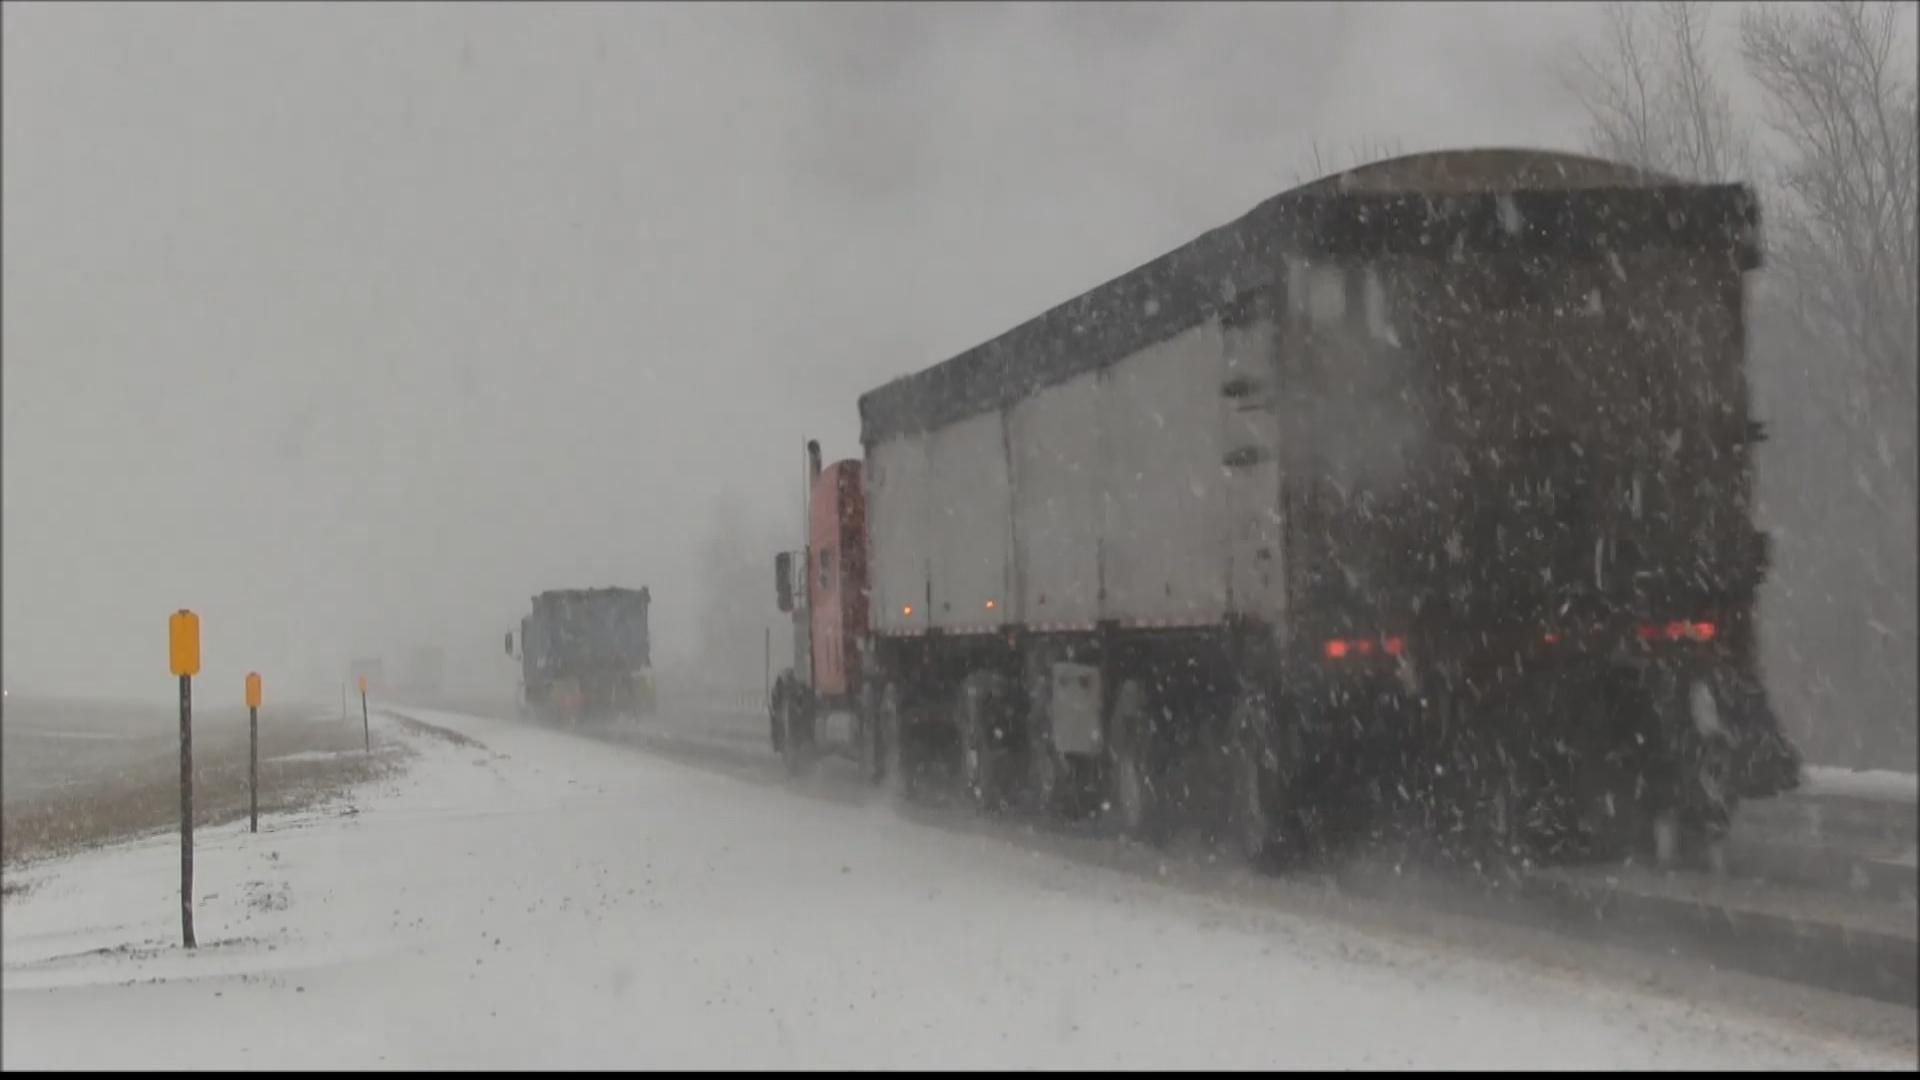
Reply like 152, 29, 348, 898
1515, 869, 1918, 1008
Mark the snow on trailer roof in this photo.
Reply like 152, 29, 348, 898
857, 147, 1763, 447
533, 586, 652, 603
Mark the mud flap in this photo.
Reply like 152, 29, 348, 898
1711, 668, 1803, 800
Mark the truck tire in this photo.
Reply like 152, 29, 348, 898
1026, 668, 1064, 814
769, 675, 787, 754
1230, 690, 1300, 871
877, 683, 912, 805
957, 673, 1014, 815
1107, 679, 1165, 845
1027, 667, 1097, 822
856, 685, 884, 786
1624, 672, 1736, 872
778, 689, 815, 778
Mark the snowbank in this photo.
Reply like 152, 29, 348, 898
2, 708, 1906, 1070
1803, 765, 1919, 805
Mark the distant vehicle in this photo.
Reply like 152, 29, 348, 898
348, 657, 386, 693
768, 147, 1802, 872
398, 645, 446, 700
506, 587, 655, 726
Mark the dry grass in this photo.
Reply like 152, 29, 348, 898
1, 713, 409, 872
380, 709, 489, 752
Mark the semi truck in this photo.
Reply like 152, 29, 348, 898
506, 586, 656, 725
769, 147, 1803, 871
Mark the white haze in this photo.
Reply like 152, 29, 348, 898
5, 0, 1713, 708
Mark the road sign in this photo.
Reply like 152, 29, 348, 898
168, 610, 200, 677
358, 674, 368, 696
169, 609, 199, 950
245, 672, 262, 834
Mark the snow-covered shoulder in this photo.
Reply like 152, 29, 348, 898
2, 708, 1906, 1070
1803, 764, 1919, 804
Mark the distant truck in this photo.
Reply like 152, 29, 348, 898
506, 587, 655, 725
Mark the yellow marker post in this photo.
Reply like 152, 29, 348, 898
358, 675, 370, 753
168, 610, 200, 950
245, 672, 262, 834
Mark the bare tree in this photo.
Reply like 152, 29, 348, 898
1737, 0, 1918, 767
1562, 0, 1754, 182
1564, 0, 1918, 767
1741, 0, 1918, 497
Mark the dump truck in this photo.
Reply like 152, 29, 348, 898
506, 586, 655, 725
769, 147, 1802, 871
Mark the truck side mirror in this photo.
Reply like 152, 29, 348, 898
775, 552, 794, 613
504, 631, 515, 658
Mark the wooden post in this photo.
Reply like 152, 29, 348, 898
179, 673, 195, 949
360, 675, 370, 753
168, 609, 200, 951
246, 671, 262, 835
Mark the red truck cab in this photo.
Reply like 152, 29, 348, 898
806, 458, 868, 700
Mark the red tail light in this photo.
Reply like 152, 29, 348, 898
1323, 635, 1407, 660
1638, 620, 1718, 643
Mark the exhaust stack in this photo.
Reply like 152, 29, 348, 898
807, 440, 822, 484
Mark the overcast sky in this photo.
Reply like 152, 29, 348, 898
3, 1, 1624, 705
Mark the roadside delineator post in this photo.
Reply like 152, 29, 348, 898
359, 675, 370, 753
245, 671, 262, 834
168, 609, 200, 950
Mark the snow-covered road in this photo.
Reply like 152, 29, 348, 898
2, 707, 1908, 1070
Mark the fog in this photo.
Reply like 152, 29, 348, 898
3, 1, 1624, 708
19, 1, 1910, 751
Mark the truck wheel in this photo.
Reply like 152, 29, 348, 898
769, 677, 787, 754
878, 683, 913, 804
1026, 667, 1094, 821
1030, 721, 1076, 820
778, 692, 814, 778
856, 685, 885, 785
1230, 691, 1298, 870
1107, 680, 1165, 845
1642, 675, 1737, 871
957, 673, 1013, 815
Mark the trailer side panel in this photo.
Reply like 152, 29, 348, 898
1095, 320, 1233, 626
1009, 371, 1105, 629
869, 434, 933, 635
928, 410, 1014, 633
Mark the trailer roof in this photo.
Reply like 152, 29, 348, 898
533, 586, 651, 604
857, 148, 1759, 446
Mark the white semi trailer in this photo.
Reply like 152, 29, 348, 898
771, 148, 1802, 870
